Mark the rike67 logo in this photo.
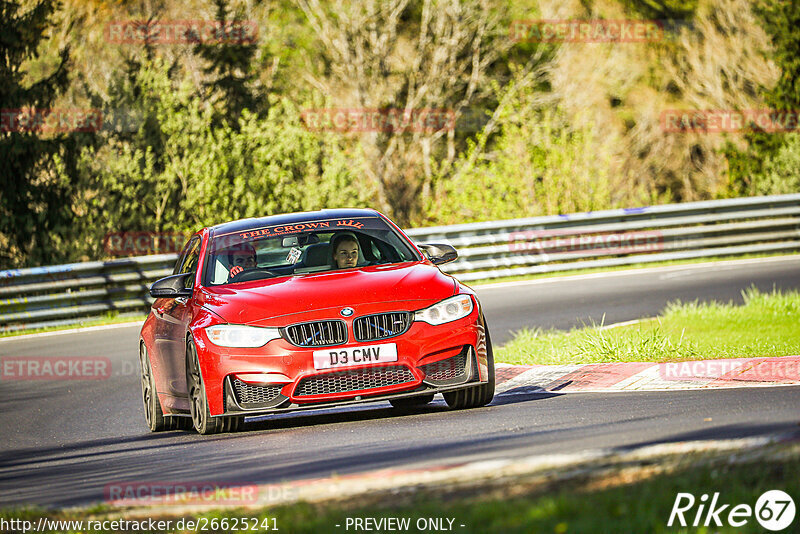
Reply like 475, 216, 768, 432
668, 490, 796, 531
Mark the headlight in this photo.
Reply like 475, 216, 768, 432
204, 325, 282, 347
414, 295, 474, 325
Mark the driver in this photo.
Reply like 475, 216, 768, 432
227, 243, 257, 279
330, 233, 359, 269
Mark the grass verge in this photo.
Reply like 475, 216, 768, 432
2, 442, 798, 533
496, 287, 800, 365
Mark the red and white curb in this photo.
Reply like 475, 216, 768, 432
495, 356, 800, 394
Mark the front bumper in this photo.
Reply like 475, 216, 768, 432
221, 345, 481, 416
193, 307, 489, 416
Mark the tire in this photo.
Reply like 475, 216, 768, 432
390, 393, 435, 409
443, 326, 495, 410
139, 343, 186, 432
186, 338, 244, 435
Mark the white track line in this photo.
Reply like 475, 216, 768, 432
0, 320, 144, 343
474, 254, 800, 290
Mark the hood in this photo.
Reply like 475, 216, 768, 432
198, 261, 456, 325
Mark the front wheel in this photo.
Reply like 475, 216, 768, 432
186, 338, 244, 435
443, 328, 495, 409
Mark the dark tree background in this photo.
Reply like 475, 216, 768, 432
0, 0, 73, 267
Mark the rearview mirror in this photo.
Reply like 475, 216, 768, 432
417, 243, 458, 265
149, 273, 193, 298
282, 234, 320, 247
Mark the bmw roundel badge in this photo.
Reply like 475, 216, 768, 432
340, 307, 354, 317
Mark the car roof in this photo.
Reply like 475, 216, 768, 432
208, 208, 384, 236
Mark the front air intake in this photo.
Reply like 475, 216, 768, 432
229, 377, 288, 409
294, 366, 415, 397
420, 347, 472, 386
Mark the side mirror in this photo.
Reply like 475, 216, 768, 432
417, 243, 458, 265
150, 273, 194, 299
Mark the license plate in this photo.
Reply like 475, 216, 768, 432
313, 343, 398, 370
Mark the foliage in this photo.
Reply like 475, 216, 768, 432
192, 0, 266, 127
70, 57, 371, 260
724, 0, 800, 196
426, 70, 655, 224
295, 0, 519, 225
2, 0, 798, 267
0, 0, 74, 268
750, 133, 800, 195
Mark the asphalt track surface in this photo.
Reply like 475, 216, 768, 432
1, 256, 799, 508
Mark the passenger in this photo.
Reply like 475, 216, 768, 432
330, 233, 359, 269
227, 243, 257, 279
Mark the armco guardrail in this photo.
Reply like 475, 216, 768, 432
0, 255, 177, 332
1, 194, 799, 331
407, 193, 800, 282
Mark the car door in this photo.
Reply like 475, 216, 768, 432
160, 236, 201, 398
150, 241, 189, 393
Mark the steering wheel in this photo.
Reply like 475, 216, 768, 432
230, 268, 277, 282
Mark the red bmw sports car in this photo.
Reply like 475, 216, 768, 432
139, 209, 495, 434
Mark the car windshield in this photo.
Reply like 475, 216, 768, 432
203, 216, 420, 286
